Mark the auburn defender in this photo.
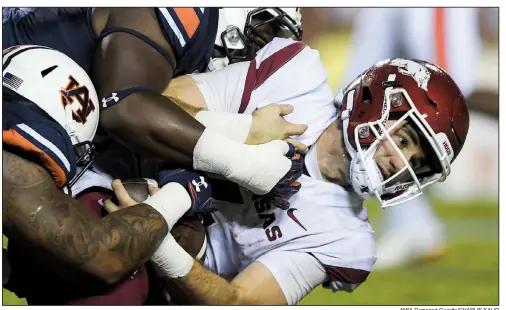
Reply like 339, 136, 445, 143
2, 46, 214, 305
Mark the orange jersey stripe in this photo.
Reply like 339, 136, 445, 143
173, 8, 200, 39
3, 128, 67, 188
434, 8, 447, 70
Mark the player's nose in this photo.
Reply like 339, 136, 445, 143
389, 149, 416, 174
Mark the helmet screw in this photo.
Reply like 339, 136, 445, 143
225, 25, 241, 44
359, 127, 370, 138
391, 93, 402, 107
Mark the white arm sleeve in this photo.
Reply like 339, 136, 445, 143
256, 251, 327, 305
188, 61, 250, 113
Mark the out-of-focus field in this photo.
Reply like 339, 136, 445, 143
300, 199, 499, 305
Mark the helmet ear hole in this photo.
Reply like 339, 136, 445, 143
424, 93, 439, 108
362, 87, 372, 104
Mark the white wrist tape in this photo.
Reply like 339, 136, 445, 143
143, 183, 191, 231
151, 234, 194, 278
193, 129, 292, 195
195, 111, 252, 143
193, 128, 244, 176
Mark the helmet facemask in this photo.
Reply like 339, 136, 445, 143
244, 8, 302, 52
215, 8, 303, 67
343, 82, 454, 208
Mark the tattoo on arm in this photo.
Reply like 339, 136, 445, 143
2, 150, 168, 284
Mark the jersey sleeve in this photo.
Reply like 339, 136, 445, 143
156, 7, 219, 76
3, 102, 76, 188
256, 250, 327, 305
243, 38, 337, 147
188, 37, 337, 147
156, 8, 203, 57
310, 231, 376, 294
187, 61, 250, 113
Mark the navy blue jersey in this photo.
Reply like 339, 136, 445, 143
155, 8, 218, 75
3, 7, 219, 76
3, 8, 97, 74
2, 88, 76, 188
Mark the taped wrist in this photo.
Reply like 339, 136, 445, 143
195, 111, 252, 143
151, 234, 194, 278
193, 128, 246, 176
143, 183, 191, 231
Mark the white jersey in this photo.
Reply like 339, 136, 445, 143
189, 38, 376, 305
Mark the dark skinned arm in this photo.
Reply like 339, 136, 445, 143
93, 8, 205, 167
2, 149, 168, 286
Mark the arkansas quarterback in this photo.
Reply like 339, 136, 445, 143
106, 38, 469, 305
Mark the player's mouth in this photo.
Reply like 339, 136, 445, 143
377, 162, 390, 181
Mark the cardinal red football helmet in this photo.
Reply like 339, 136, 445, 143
338, 58, 469, 208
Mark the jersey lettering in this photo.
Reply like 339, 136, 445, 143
253, 195, 283, 242
265, 226, 282, 242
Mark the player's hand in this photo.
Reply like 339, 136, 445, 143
247, 104, 308, 154
158, 168, 218, 216
263, 146, 304, 210
102, 179, 159, 213
226, 141, 304, 196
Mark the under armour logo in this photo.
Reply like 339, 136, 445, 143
101, 93, 119, 108
192, 176, 208, 192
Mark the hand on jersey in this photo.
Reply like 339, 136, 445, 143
158, 168, 218, 216
226, 141, 304, 200
261, 143, 304, 210
247, 104, 308, 154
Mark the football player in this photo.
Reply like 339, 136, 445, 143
3, 8, 306, 197
107, 38, 470, 305
2, 46, 218, 304
339, 8, 484, 268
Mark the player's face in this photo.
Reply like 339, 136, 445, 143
373, 120, 430, 186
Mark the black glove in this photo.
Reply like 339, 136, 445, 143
158, 168, 218, 216
264, 143, 304, 210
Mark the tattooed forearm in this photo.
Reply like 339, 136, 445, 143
2, 150, 168, 284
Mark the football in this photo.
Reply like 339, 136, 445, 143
171, 216, 207, 262
114, 178, 207, 261
112, 178, 151, 204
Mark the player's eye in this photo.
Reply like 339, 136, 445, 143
397, 134, 409, 149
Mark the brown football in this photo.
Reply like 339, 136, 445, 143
116, 178, 207, 261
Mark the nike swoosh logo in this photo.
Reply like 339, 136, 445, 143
287, 208, 307, 231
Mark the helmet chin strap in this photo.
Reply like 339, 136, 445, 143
64, 104, 79, 145
208, 56, 229, 72
349, 146, 384, 199
63, 104, 90, 192
339, 89, 386, 200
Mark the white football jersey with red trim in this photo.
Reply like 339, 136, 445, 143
190, 38, 377, 304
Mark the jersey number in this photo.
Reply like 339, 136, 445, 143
60, 75, 96, 124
